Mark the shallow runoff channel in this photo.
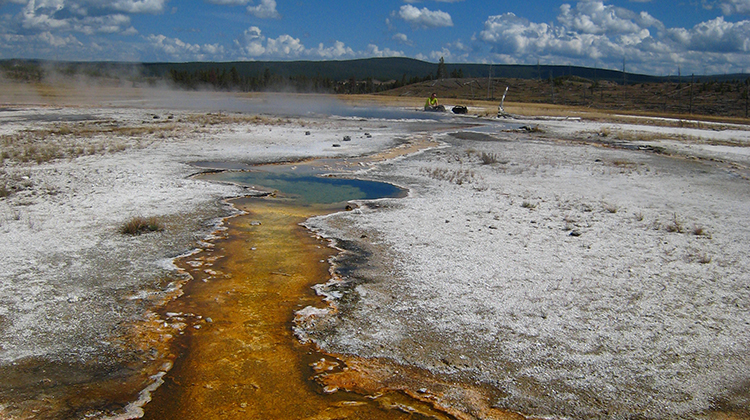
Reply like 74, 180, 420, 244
141, 159, 459, 420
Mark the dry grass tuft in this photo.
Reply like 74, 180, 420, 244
479, 152, 501, 165
120, 216, 165, 235
602, 202, 619, 213
688, 250, 713, 264
664, 213, 685, 233
692, 224, 711, 238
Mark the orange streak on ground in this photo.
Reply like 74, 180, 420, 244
141, 198, 456, 419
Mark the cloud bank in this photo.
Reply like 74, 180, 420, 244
474, 1, 750, 74
0, 0, 749, 75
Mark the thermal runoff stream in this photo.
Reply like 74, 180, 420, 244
141, 162, 453, 419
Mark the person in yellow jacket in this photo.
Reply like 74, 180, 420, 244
424, 92, 441, 111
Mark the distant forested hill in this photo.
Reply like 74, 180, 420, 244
140, 58, 665, 83
2, 57, 747, 87
3, 57, 748, 117
0, 57, 748, 83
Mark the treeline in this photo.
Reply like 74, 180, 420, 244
0, 59, 44, 82
166, 65, 445, 93
3, 57, 747, 93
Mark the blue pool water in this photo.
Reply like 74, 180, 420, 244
201, 167, 406, 205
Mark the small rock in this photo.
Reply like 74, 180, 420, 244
305, 131, 311, 135
569, 230, 582, 237
343, 135, 351, 141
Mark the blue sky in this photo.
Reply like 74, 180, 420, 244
1, 0, 749, 76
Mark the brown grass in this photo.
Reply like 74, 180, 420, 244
120, 216, 165, 235
665, 215, 685, 233
183, 113, 290, 126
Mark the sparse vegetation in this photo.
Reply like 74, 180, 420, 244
664, 213, 685, 233
611, 160, 636, 168
562, 216, 577, 231
522, 125, 544, 133
521, 201, 537, 209
183, 113, 288, 126
692, 224, 711, 238
479, 152, 502, 165
688, 250, 713, 264
602, 202, 619, 213
420, 167, 477, 185
662, 214, 710, 236
120, 216, 164, 235
0, 122, 174, 165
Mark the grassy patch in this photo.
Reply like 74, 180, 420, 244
120, 216, 165, 235
184, 113, 290, 126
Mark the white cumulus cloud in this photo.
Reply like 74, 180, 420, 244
392, 32, 411, 45
366, 44, 405, 57
475, 1, 750, 74
108, 0, 168, 14
204, 0, 251, 5
11, 0, 165, 36
712, 0, 750, 15
146, 33, 225, 60
309, 41, 354, 58
247, 0, 279, 19
234, 26, 358, 59
398, 4, 453, 29
557, 2, 663, 35
667, 16, 750, 52
265, 33, 304, 56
